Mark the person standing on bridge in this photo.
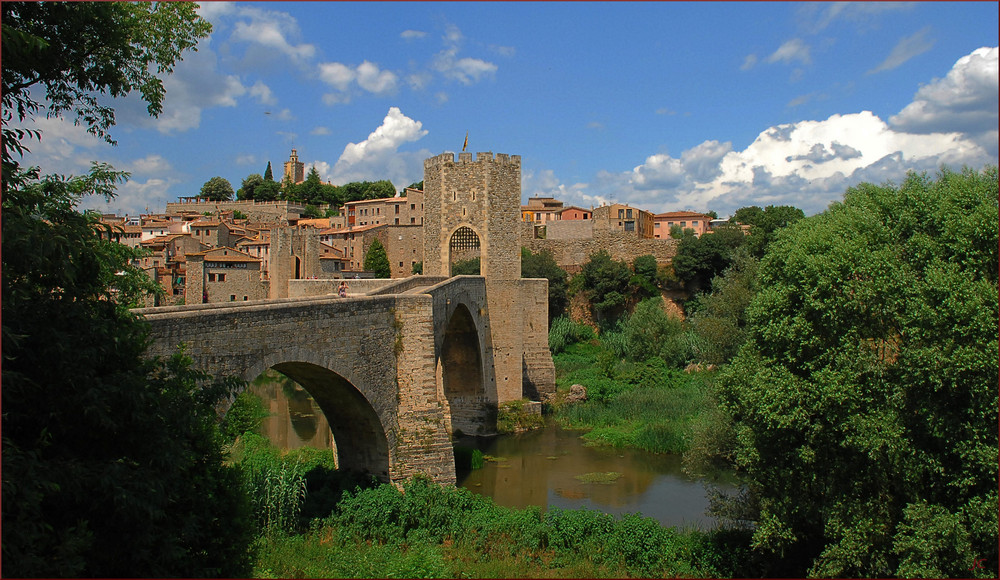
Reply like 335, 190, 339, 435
338, 280, 348, 298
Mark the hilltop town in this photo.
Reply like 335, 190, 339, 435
101, 149, 737, 307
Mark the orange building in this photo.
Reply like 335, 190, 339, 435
653, 211, 714, 238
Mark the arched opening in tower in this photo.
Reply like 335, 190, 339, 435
244, 362, 390, 482
440, 304, 487, 435
448, 226, 481, 276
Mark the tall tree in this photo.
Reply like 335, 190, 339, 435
1, 4, 253, 576
521, 247, 568, 322
263, 160, 274, 182
299, 165, 325, 205
671, 223, 745, 292
580, 250, 632, 322
200, 176, 234, 201
363, 238, 391, 278
236, 173, 263, 200
717, 167, 999, 577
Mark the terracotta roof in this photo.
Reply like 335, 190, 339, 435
188, 246, 260, 263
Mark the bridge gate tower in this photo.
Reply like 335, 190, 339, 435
422, 151, 555, 418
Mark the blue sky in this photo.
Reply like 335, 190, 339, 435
23, 1, 999, 218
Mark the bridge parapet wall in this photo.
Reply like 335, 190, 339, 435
138, 294, 457, 484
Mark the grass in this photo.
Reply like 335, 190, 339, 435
251, 477, 735, 578
552, 342, 718, 455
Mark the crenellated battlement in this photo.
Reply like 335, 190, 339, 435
424, 151, 521, 168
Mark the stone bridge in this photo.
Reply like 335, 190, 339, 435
136, 275, 553, 485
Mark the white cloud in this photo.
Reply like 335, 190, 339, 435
869, 27, 935, 74
630, 153, 686, 190
356, 61, 399, 94
431, 24, 498, 85
681, 140, 733, 183
229, 6, 316, 65
890, 47, 998, 155
401, 29, 427, 40
800, 2, 916, 34
311, 126, 332, 136
235, 154, 258, 166
249, 80, 277, 105
768, 39, 811, 65
741, 54, 758, 71
318, 60, 398, 104
275, 108, 295, 121
129, 154, 173, 176
112, 40, 247, 134
321, 108, 430, 188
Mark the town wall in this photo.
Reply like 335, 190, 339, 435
165, 199, 321, 223
523, 230, 680, 272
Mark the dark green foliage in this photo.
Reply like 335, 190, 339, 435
731, 204, 805, 258
256, 477, 720, 578
300, 204, 322, 219
298, 166, 326, 205
688, 247, 760, 365
402, 180, 423, 193
1, 7, 254, 575
363, 238, 391, 278
630, 254, 660, 298
2, 165, 255, 578
254, 179, 281, 202
623, 298, 691, 366
671, 224, 746, 292
411, 261, 423, 274
200, 175, 234, 201
521, 247, 569, 321
580, 250, 631, 320
340, 179, 396, 202
718, 167, 999, 577
221, 390, 271, 444
263, 161, 274, 181
451, 256, 481, 275
236, 173, 263, 200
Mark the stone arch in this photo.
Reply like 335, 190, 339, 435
437, 302, 492, 435
243, 355, 392, 482
448, 225, 481, 275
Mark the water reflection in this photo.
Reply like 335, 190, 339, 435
250, 369, 336, 453
457, 420, 734, 529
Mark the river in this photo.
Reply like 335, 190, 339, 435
250, 372, 732, 530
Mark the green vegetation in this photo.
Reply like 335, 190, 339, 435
2, 4, 258, 576
200, 175, 235, 201
712, 167, 999, 577
521, 247, 569, 322
497, 399, 546, 434
364, 238, 392, 278
253, 476, 732, 579
451, 256, 481, 275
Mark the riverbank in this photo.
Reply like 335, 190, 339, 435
252, 476, 744, 578
549, 340, 721, 459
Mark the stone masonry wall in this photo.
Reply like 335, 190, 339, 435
136, 295, 457, 484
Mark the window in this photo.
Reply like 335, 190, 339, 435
654, 223, 660, 228
230, 295, 236, 301
411, 204, 415, 210
243, 296, 248, 301
681, 221, 687, 227
208, 273, 216, 282
395, 205, 400, 214
618, 209, 625, 219
410, 217, 415, 224
395, 218, 400, 225
626, 209, 633, 218
624, 221, 635, 232
399, 262, 403, 267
